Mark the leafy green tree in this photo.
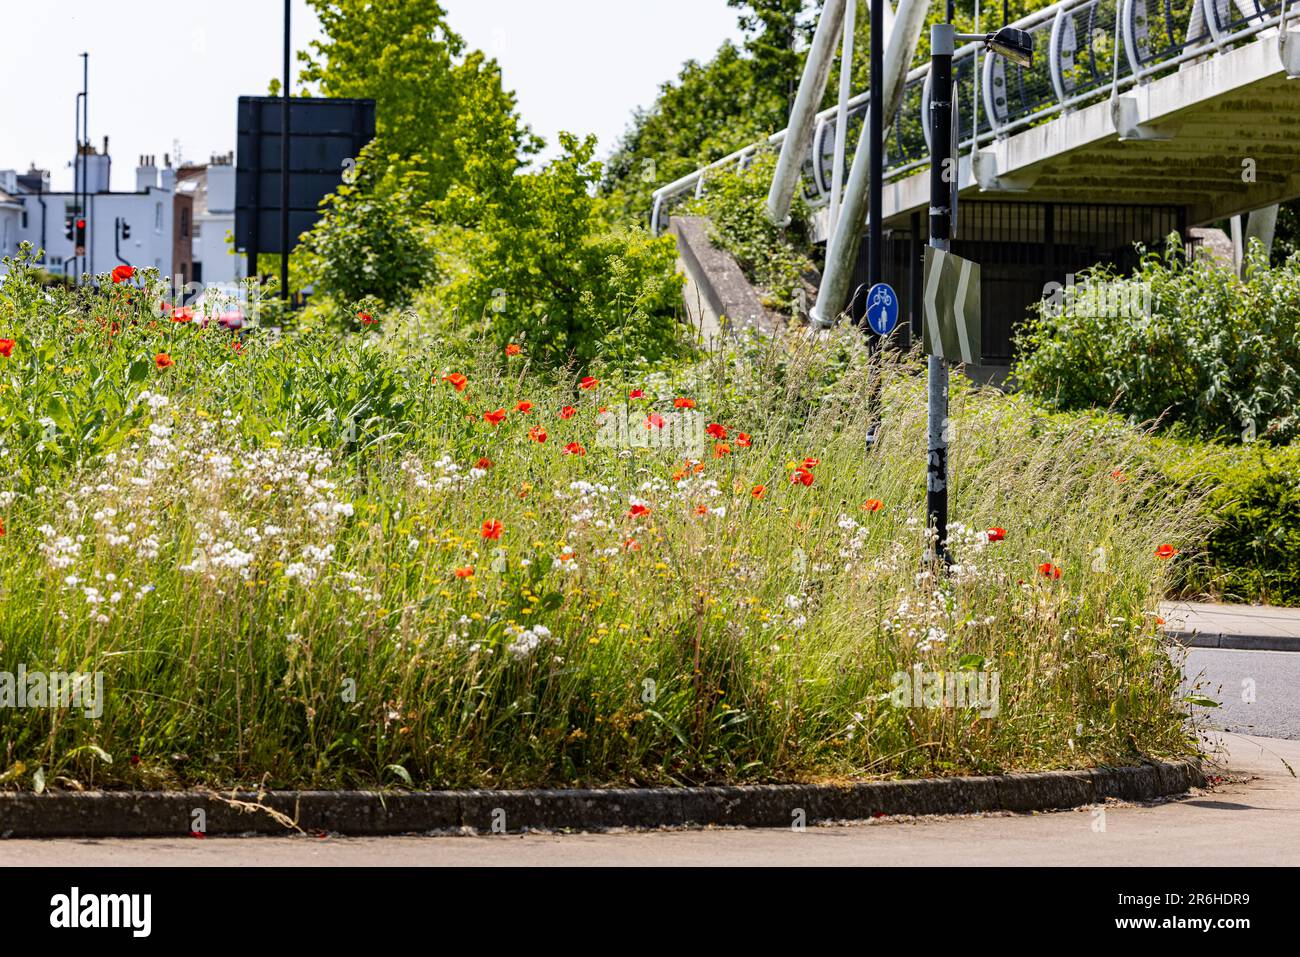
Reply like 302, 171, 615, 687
438, 134, 685, 368
298, 0, 540, 209
297, 142, 437, 309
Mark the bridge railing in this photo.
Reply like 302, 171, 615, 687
651, 0, 1294, 233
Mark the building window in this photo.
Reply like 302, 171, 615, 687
192, 221, 202, 238
21, 211, 28, 229
155, 203, 163, 233
193, 261, 203, 284
180, 208, 190, 238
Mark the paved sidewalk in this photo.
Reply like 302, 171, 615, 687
0, 733, 1293, 865
1162, 600, 1300, 652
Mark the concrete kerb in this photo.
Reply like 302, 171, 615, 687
0, 759, 1203, 838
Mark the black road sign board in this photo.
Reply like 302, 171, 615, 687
234, 96, 376, 255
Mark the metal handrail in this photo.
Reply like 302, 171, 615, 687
650, 0, 1294, 232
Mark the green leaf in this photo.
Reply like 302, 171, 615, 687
384, 763, 413, 787
1182, 694, 1220, 709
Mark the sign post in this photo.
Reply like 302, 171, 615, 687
924, 20, 1031, 566
926, 23, 956, 566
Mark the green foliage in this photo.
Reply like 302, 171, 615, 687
1014, 238, 1300, 444
299, 0, 539, 210
688, 152, 814, 314
297, 144, 437, 309
1164, 443, 1300, 605
432, 134, 686, 369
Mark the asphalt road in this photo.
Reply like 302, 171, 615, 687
2, 648, 1296, 866
1183, 647, 1300, 740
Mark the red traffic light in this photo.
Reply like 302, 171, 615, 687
76, 219, 86, 229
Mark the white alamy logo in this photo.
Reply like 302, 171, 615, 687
595, 405, 705, 458
49, 888, 151, 937
890, 665, 1000, 718
0, 666, 104, 719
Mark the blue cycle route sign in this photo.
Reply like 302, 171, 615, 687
864, 282, 899, 336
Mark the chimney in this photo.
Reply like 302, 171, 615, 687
136, 154, 158, 192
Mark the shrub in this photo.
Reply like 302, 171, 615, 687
432, 133, 687, 368
1014, 238, 1300, 444
1166, 443, 1300, 605
296, 145, 438, 310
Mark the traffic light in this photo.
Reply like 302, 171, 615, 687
65, 216, 74, 241
75, 219, 86, 245
120, 221, 131, 240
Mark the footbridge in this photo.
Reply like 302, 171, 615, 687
652, 0, 1300, 366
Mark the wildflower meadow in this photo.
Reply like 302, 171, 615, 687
0, 251, 1207, 791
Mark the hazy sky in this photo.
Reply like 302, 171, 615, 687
0, 0, 745, 192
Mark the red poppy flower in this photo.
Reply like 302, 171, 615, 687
862, 499, 883, 512
673, 397, 696, 409
559, 405, 577, 419
483, 408, 507, 426
111, 265, 134, 284
645, 413, 665, 430
0, 518, 5, 536
170, 306, 194, 324
628, 504, 651, 518
528, 425, 548, 443
481, 519, 504, 540
515, 400, 534, 413
1155, 544, 1178, 559
563, 442, 586, 456
623, 538, 640, 551
1110, 469, 1126, 482
987, 527, 1006, 542
580, 376, 599, 390
0, 339, 14, 358
505, 343, 522, 356
706, 423, 727, 439
154, 352, 174, 369
752, 485, 767, 499
694, 504, 708, 515
454, 566, 475, 579
1037, 562, 1062, 579
735, 433, 752, 447
443, 373, 468, 392
713, 442, 731, 458
229, 340, 242, 353
476, 457, 492, 470
629, 389, 644, 399
802, 457, 820, 469
790, 467, 814, 486
358, 312, 376, 325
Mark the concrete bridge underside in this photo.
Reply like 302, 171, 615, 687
876, 36, 1300, 232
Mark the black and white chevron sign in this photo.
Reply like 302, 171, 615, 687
922, 247, 981, 365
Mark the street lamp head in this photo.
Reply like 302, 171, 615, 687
985, 27, 1034, 68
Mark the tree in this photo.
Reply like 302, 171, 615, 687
297, 142, 436, 309
438, 134, 685, 369
298, 0, 540, 210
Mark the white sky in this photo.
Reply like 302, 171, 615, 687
0, 0, 746, 192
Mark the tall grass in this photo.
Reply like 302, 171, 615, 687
0, 259, 1207, 789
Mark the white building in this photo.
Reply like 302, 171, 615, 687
176, 153, 244, 288
0, 141, 187, 285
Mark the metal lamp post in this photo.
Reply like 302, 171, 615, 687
926, 22, 1031, 564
